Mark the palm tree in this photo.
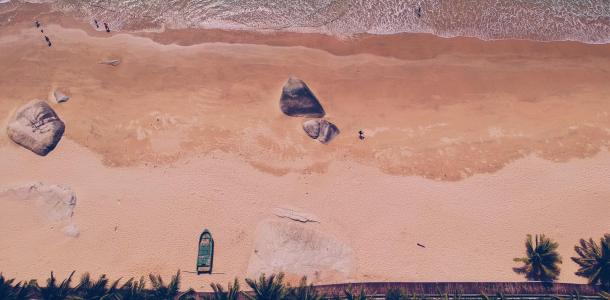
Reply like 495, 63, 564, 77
37, 271, 77, 300
149, 270, 196, 300
0, 274, 16, 299
243, 273, 287, 300
285, 276, 323, 300
208, 278, 241, 300
513, 234, 562, 282
75, 273, 121, 300
0, 274, 34, 300
118, 276, 148, 300
571, 234, 610, 291
384, 287, 404, 300
344, 285, 367, 300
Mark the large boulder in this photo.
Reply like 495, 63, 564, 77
7, 100, 65, 156
302, 119, 340, 144
247, 220, 353, 282
279, 77, 325, 117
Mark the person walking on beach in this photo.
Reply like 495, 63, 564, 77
415, 6, 422, 18
44, 35, 51, 47
94, 19, 99, 28
358, 130, 365, 140
104, 22, 110, 33
34, 20, 40, 28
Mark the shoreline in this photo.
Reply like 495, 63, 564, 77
1, 10, 609, 180
4, 1, 610, 45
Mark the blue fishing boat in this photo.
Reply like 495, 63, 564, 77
196, 229, 214, 274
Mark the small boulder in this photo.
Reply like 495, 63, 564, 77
302, 119, 340, 144
7, 100, 65, 156
53, 90, 70, 103
279, 77, 325, 117
273, 207, 319, 223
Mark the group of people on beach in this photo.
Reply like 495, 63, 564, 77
35, 18, 112, 47
34, 20, 51, 47
93, 19, 111, 33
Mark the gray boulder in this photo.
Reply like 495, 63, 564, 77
302, 118, 339, 144
53, 90, 70, 103
7, 100, 65, 156
279, 77, 325, 117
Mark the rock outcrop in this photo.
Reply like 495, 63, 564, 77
246, 220, 353, 282
53, 90, 70, 103
7, 100, 65, 156
0, 182, 76, 222
0, 183, 78, 238
279, 77, 325, 117
302, 119, 340, 144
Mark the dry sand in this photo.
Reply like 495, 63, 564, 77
0, 3, 609, 290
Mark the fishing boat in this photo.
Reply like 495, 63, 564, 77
196, 229, 214, 274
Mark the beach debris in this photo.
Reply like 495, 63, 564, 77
358, 130, 365, 140
272, 207, 319, 223
417, 243, 426, 248
302, 118, 340, 144
246, 220, 353, 281
0, 182, 76, 222
53, 89, 70, 103
100, 59, 121, 66
7, 100, 65, 156
279, 76, 325, 117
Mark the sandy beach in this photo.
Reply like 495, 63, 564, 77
0, 3, 609, 291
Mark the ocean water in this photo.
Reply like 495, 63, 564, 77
10, 0, 610, 43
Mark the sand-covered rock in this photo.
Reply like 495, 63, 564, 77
7, 100, 65, 156
302, 119, 340, 144
53, 90, 70, 103
247, 220, 352, 281
0, 182, 76, 222
279, 77, 325, 117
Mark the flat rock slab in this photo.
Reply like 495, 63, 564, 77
303, 118, 340, 144
272, 207, 319, 223
100, 59, 121, 66
7, 100, 65, 156
246, 219, 353, 281
279, 77, 325, 117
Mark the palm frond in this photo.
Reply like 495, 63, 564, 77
243, 273, 286, 300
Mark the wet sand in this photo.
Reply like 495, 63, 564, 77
0, 3, 609, 290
